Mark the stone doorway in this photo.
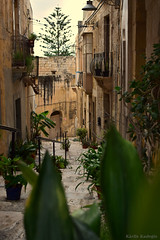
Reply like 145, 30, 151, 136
50, 111, 62, 139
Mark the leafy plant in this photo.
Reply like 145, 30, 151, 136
76, 128, 87, 142
0, 156, 27, 188
18, 126, 160, 240
52, 155, 68, 169
30, 110, 56, 144
28, 33, 37, 40
18, 151, 100, 240
76, 146, 103, 193
90, 141, 98, 149
115, 43, 160, 171
25, 55, 34, 73
9, 140, 37, 165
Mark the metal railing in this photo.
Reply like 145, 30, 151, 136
12, 34, 30, 67
90, 52, 113, 77
37, 132, 68, 168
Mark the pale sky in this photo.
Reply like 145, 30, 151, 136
29, 0, 86, 56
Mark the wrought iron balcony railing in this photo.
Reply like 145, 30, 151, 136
12, 35, 31, 67
90, 52, 113, 77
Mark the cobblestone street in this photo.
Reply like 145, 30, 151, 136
0, 139, 98, 240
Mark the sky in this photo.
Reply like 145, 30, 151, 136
29, 0, 86, 56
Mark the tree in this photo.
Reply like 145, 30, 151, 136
39, 7, 74, 56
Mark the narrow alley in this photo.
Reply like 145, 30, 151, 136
0, 139, 98, 240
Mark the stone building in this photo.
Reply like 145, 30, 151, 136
35, 56, 77, 138
0, 0, 37, 154
75, 0, 160, 142
75, 0, 120, 142
116, 0, 160, 139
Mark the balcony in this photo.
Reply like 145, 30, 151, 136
12, 35, 31, 68
12, 35, 39, 94
90, 52, 113, 91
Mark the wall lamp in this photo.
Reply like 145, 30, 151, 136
82, 1, 97, 11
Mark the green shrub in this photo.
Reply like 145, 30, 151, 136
76, 128, 87, 142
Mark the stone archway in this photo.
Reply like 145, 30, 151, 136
50, 111, 62, 139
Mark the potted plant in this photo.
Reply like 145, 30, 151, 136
76, 146, 103, 198
90, 141, 98, 149
9, 140, 37, 165
82, 139, 90, 149
25, 55, 34, 73
76, 128, 87, 143
12, 51, 24, 67
28, 33, 37, 47
61, 138, 71, 151
0, 156, 27, 200
53, 155, 68, 169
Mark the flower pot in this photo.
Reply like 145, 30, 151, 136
90, 146, 98, 149
6, 184, 22, 200
82, 144, 89, 149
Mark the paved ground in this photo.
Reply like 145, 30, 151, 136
0, 139, 98, 239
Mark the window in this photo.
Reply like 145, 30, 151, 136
13, 0, 20, 35
104, 15, 110, 73
83, 33, 93, 73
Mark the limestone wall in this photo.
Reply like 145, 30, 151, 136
35, 56, 77, 138
0, 0, 34, 155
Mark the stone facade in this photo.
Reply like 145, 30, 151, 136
114, 0, 160, 138
0, 0, 36, 155
76, 0, 160, 142
75, 0, 120, 142
35, 56, 77, 137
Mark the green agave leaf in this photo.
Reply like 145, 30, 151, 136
101, 126, 145, 240
72, 218, 100, 240
129, 172, 160, 239
18, 160, 38, 186
72, 203, 101, 237
24, 151, 74, 240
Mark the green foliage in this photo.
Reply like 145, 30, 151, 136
19, 126, 160, 240
9, 140, 37, 165
115, 43, 160, 170
28, 32, 37, 40
30, 110, 55, 143
13, 51, 24, 61
101, 126, 145, 240
0, 156, 27, 188
25, 55, 34, 73
20, 151, 100, 240
76, 146, 103, 192
76, 128, 88, 142
52, 155, 68, 169
39, 7, 74, 56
